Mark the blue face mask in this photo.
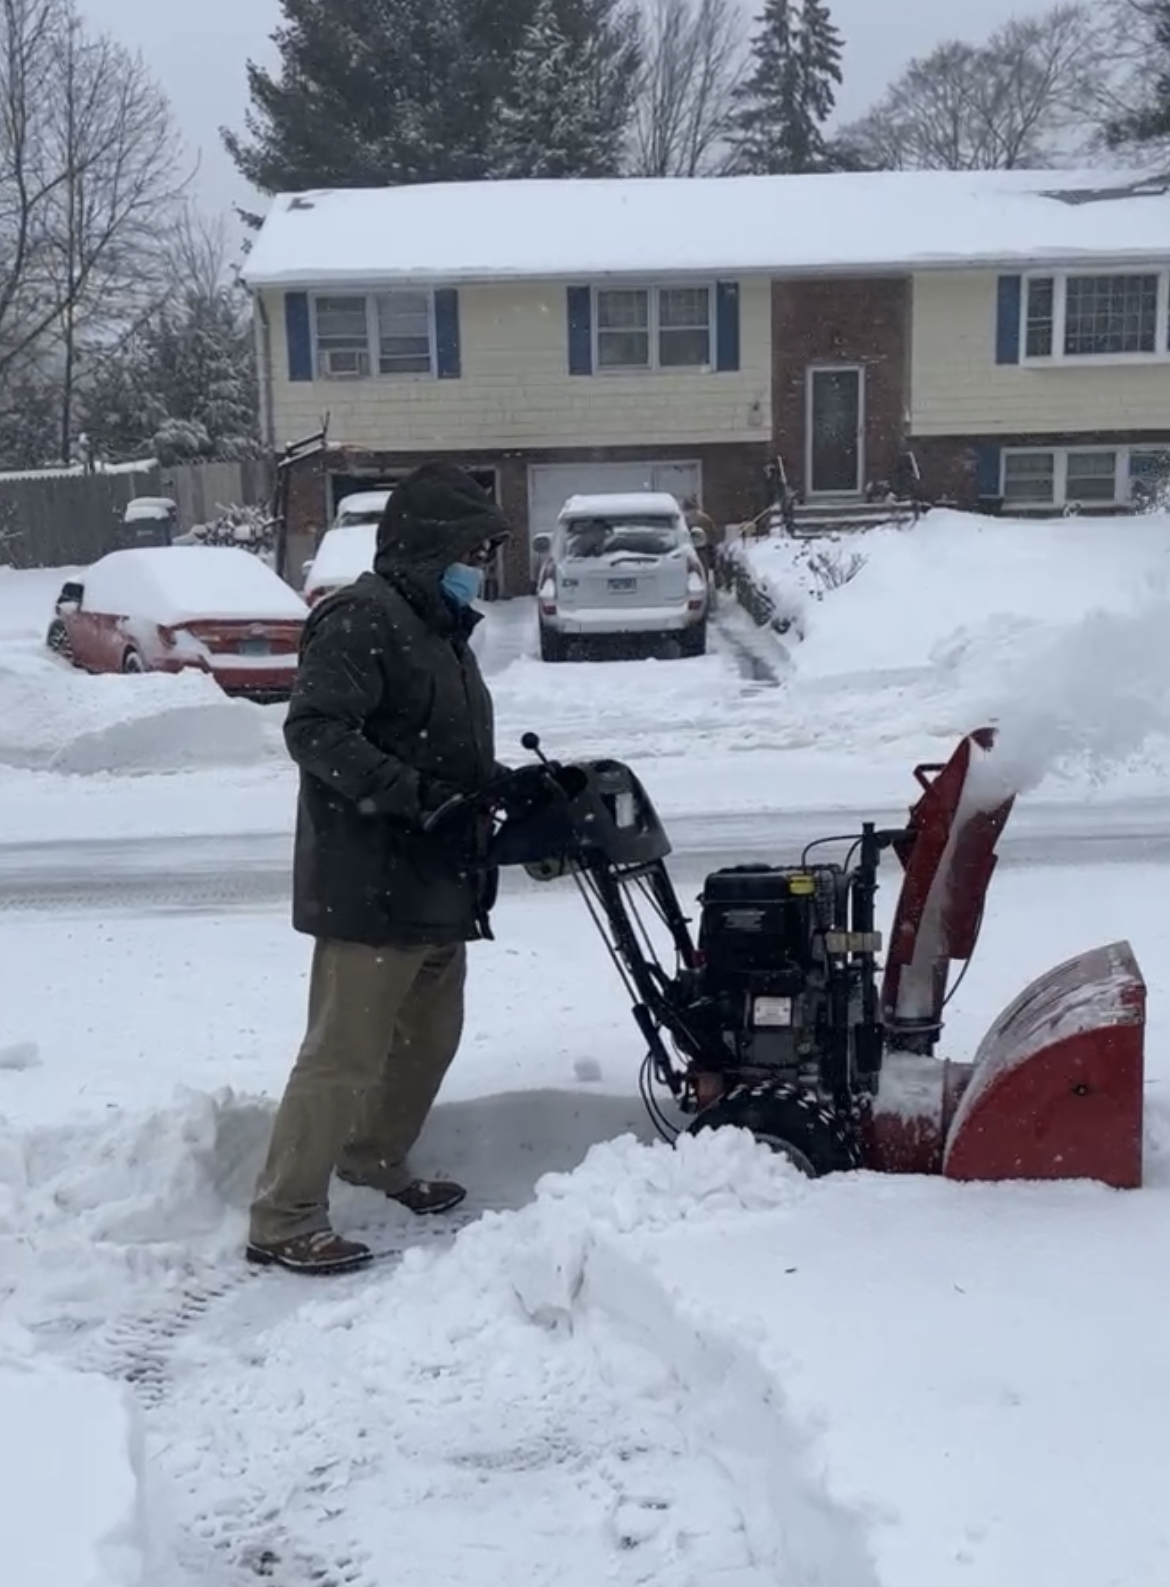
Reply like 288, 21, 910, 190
441, 562, 482, 606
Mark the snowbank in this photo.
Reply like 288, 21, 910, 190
0, 653, 285, 775
739, 509, 1170, 795
0, 1363, 145, 1587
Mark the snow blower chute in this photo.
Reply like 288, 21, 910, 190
431, 730, 1145, 1188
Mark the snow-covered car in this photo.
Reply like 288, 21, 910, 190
534, 492, 710, 662
300, 490, 390, 605
45, 545, 308, 701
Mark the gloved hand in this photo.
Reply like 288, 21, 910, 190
417, 776, 465, 830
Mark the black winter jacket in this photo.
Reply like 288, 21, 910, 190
284, 466, 509, 948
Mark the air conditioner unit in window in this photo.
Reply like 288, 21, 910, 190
322, 348, 370, 379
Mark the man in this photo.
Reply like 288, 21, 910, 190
247, 462, 511, 1276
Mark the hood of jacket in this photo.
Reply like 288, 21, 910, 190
374, 462, 511, 582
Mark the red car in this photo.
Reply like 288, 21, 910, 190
46, 546, 307, 702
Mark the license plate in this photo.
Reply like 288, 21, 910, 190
608, 577, 637, 592
239, 638, 271, 655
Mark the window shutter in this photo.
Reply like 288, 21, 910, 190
973, 442, 1002, 499
284, 292, 313, 382
567, 286, 593, 375
434, 288, 461, 378
995, 276, 1022, 365
715, 281, 740, 371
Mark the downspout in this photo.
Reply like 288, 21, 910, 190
254, 291, 276, 451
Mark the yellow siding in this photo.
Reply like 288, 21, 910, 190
911, 271, 1170, 435
262, 280, 772, 450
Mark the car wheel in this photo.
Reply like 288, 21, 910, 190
121, 648, 146, 674
539, 626, 567, 663
46, 619, 73, 663
680, 620, 708, 658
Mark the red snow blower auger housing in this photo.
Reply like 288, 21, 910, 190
439, 729, 1146, 1188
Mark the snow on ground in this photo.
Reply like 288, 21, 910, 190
4, 512, 1170, 1582
6, 508, 1170, 842
0, 1361, 146, 1587
2, 860, 1170, 1583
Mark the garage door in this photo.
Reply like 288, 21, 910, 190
527, 460, 702, 570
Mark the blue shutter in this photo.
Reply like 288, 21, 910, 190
973, 442, 1002, 499
715, 281, 740, 371
434, 288, 461, 378
995, 276, 1022, 365
567, 286, 593, 375
284, 292, 313, 382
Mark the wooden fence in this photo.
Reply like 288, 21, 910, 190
0, 457, 274, 570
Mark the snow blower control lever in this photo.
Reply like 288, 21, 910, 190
466, 729, 1147, 1188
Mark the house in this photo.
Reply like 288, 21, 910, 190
242, 167, 1170, 593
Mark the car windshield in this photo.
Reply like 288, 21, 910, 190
562, 516, 682, 559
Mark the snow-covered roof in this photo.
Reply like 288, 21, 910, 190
334, 491, 390, 524
242, 169, 1170, 288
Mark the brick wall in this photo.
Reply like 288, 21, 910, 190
772, 277, 911, 494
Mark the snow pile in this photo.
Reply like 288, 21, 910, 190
0, 1362, 146, 1587
0, 652, 285, 775
741, 510, 1170, 793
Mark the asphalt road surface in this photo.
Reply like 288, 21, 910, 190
0, 800, 1168, 914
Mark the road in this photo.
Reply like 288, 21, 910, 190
0, 800, 1167, 913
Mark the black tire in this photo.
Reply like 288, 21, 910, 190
121, 648, 146, 674
539, 626, 567, 663
46, 619, 73, 662
685, 1080, 861, 1177
680, 620, 708, 658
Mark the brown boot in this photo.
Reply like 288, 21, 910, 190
245, 1229, 373, 1275
391, 1179, 467, 1216
337, 1169, 467, 1216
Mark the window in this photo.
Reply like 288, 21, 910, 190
1024, 278, 1055, 358
658, 287, 711, 366
375, 291, 432, 375
314, 296, 371, 378
1021, 271, 1167, 361
1064, 275, 1158, 356
1002, 445, 1170, 509
595, 285, 712, 370
1003, 451, 1056, 504
1065, 451, 1117, 502
312, 291, 435, 378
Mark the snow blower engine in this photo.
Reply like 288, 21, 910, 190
434, 729, 1147, 1188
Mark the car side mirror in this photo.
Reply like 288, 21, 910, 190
57, 582, 83, 612
689, 526, 708, 549
300, 559, 314, 580
532, 533, 552, 555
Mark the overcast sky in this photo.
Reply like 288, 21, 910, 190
79, 0, 1042, 216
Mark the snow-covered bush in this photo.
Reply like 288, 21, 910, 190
183, 503, 275, 563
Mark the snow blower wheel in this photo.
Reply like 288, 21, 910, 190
686, 1081, 862, 1177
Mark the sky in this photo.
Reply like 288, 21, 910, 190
79, 0, 1045, 220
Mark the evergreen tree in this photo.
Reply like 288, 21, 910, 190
79, 284, 258, 464
493, 0, 631, 176
728, 0, 845, 174
223, 0, 642, 201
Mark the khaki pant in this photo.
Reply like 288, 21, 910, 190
249, 937, 466, 1245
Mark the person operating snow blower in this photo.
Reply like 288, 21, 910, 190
247, 463, 511, 1276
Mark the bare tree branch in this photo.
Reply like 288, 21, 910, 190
0, 0, 189, 458
839, 3, 1115, 171
630, 0, 745, 176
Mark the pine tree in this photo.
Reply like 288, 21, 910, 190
728, 0, 845, 174
493, 0, 631, 176
222, 0, 492, 197
223, 0, 641, 199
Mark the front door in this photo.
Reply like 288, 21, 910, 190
806, 366, 864, 495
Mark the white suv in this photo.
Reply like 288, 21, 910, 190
534, 492, 710, 662
301, 491, 390, 606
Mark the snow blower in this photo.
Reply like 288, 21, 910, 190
431, 730, 1146, 1188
